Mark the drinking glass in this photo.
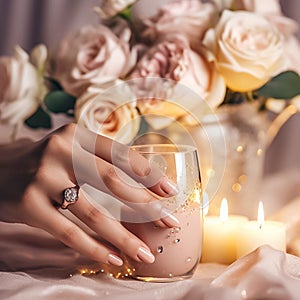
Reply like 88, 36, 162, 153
120, 144, 203, 282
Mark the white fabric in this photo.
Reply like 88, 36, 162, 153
1, 221, 300, 300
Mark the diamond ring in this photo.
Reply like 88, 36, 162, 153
61, 186, 80, 209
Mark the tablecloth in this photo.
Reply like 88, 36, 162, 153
1, 216, 300, 300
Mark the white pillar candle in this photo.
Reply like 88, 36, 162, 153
236, 202, 286, 258
201, 198, 248, 264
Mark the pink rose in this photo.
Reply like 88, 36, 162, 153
52, 24, 133, 97
75, 80, 141, 144
130, 35, 226, 128
0, 46, 41, 126
140, 0, 217, 46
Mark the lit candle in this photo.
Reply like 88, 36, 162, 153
236, 201, 286, 258
201, 198, 248, 264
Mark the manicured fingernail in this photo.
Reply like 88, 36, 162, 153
162, 178, 179, 196
107, 254, 123, 266
137, 247, 155, 263
161, 208, 180, 227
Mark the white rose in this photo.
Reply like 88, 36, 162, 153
52, 24, 133, 97
30, 44, 49, 101
0, 46, 41, 126
75, 81, 141, 144
31, 44, 48, 73
94, 0, 137, 19
204, 10, 284, 92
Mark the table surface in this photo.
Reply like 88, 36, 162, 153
1, 217, 300, 300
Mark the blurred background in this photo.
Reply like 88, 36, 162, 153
0, 0, 299, 176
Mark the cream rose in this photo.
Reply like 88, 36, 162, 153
130, 35, 226, 129
140, 0, 217, 46
283, 36, 300, 75
232, 0, 300, 75
0, 46, 41, 126
231, 0, 298, 36
94, 0, 137, 19
204, 10, 284, 92
52, 24, 133, 97
75, 81, 140, 144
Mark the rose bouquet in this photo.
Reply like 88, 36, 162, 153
1, 0, 300, 143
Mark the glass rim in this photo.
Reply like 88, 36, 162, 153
130, 144, 197, 154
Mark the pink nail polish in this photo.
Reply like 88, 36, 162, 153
137, 247, 155, 263
107, 254, 123, 266
162, 178, 179, 195
161, 208, 180, 227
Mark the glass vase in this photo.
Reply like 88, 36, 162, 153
189, 103, 268, 219
132, 103, 268, 219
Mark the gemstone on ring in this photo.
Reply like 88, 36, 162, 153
61, 186, 79, 209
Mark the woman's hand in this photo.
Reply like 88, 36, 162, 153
0, 124, 179, 266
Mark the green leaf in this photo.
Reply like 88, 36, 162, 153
118, 6, 132, 20
256, 71, 300, 99
25, 106, 52, 129
44, 90, 76, 115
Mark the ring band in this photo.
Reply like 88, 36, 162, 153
61, 185, 80, 209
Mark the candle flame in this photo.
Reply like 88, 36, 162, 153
220, 198, 228, 222
257, 201, 264, 229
